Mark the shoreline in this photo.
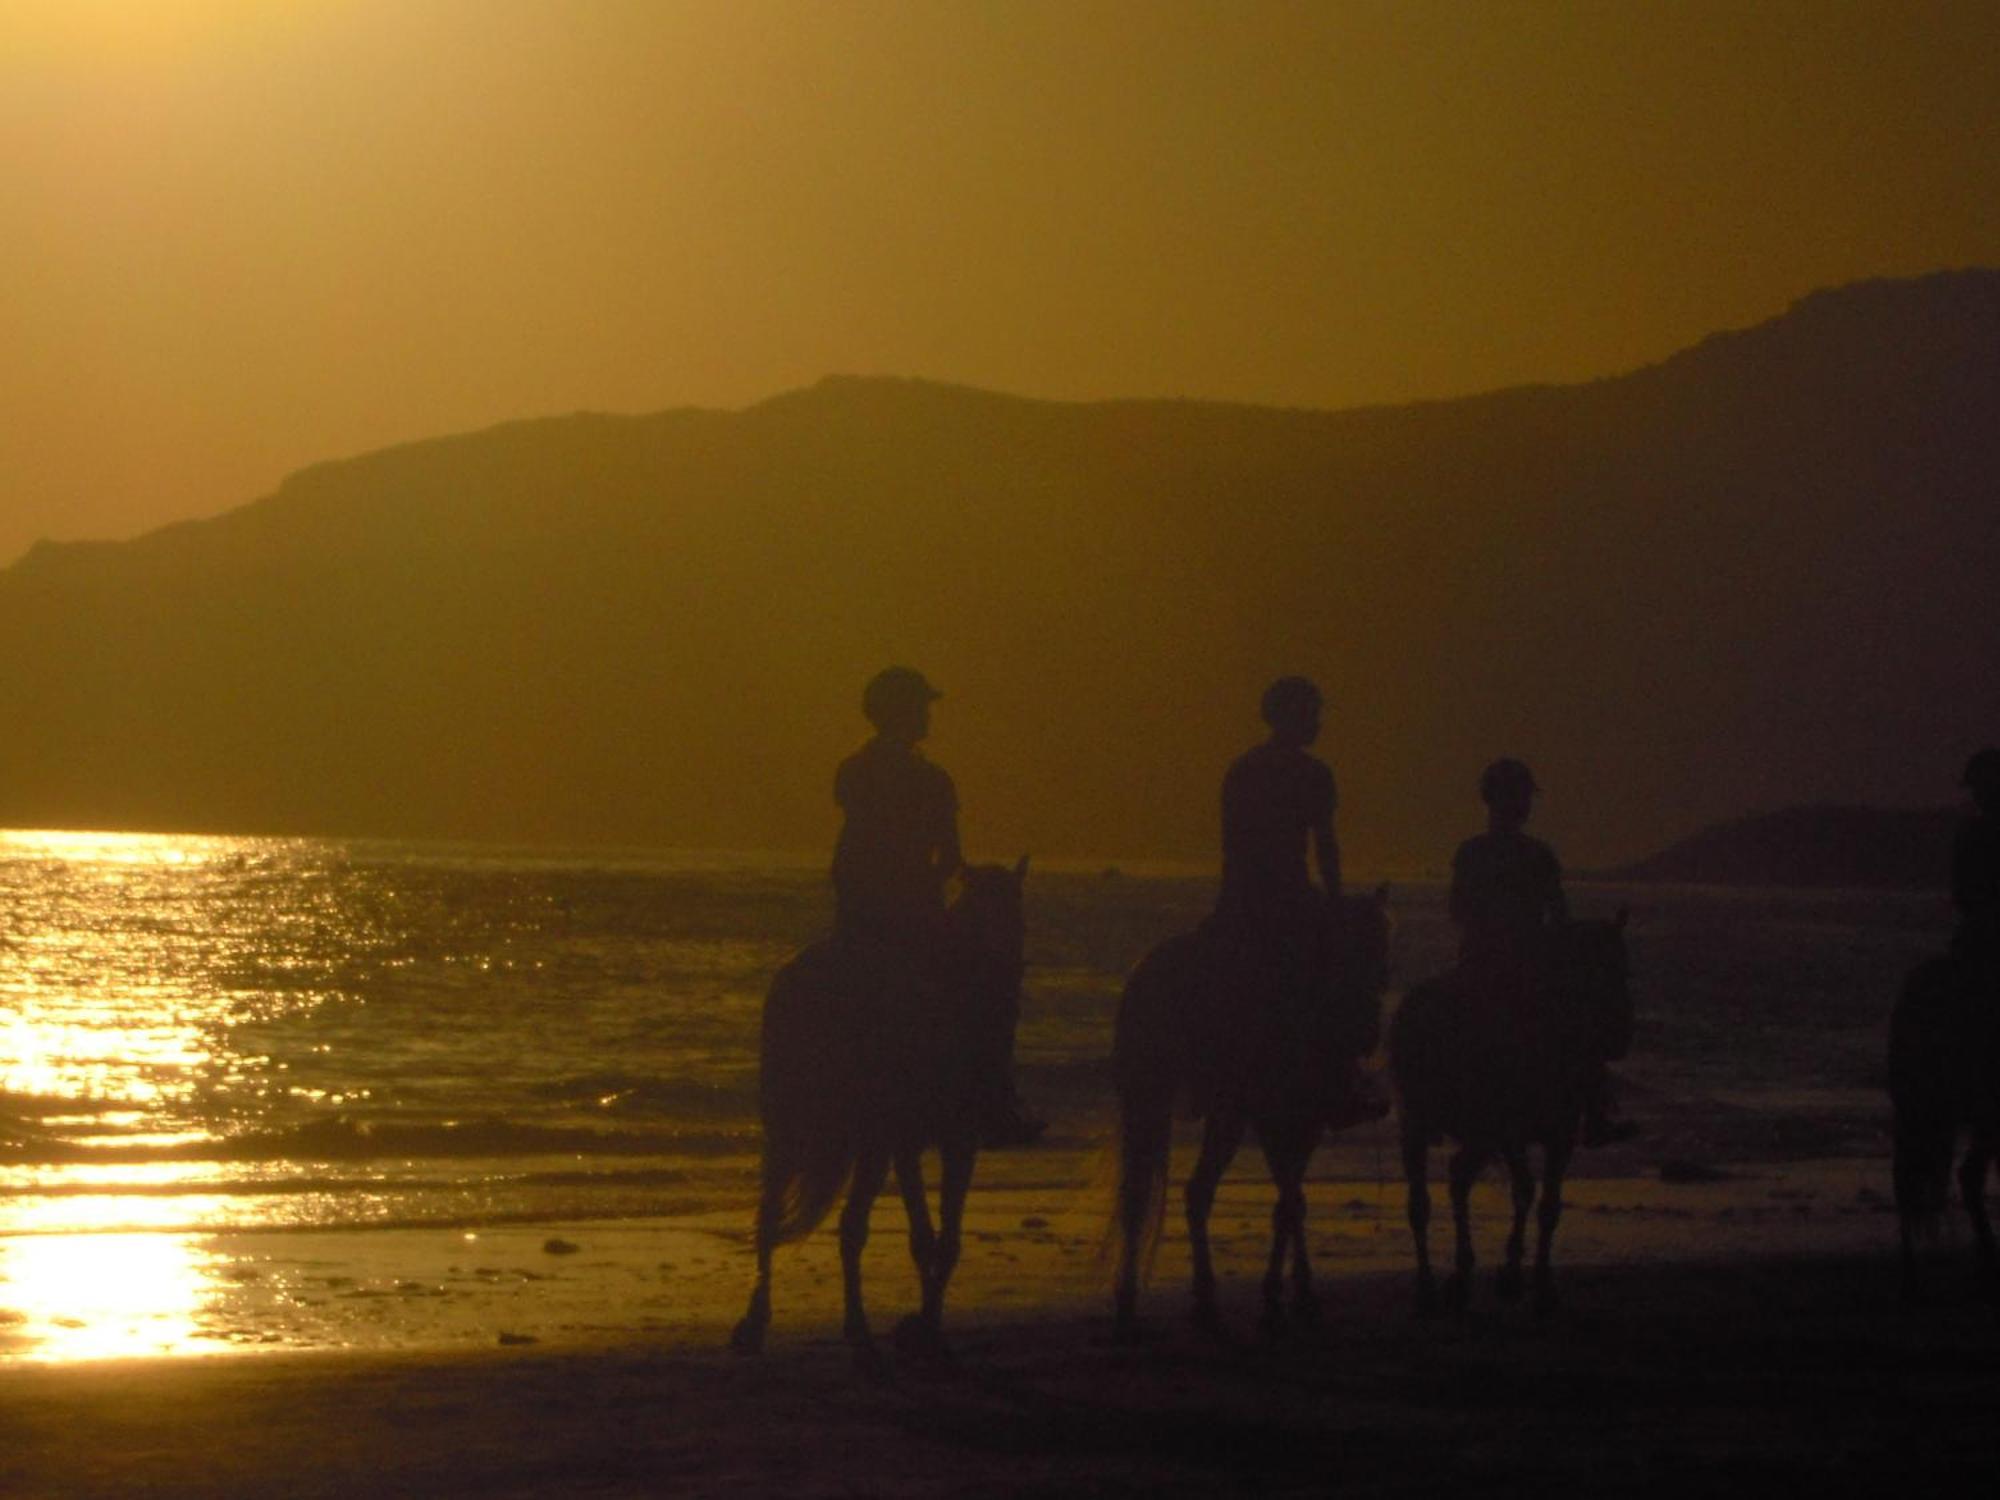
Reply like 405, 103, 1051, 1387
1, 1150, 1909, 1364
4, 1242, 1995, 1498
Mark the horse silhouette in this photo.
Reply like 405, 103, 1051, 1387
1889, 957, 1998, 1303
730, 858, 1028, 1363
1391, 913, 1630, 1318
1107, 888, 1392, 1340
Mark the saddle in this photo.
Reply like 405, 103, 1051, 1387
1185, 909, 1358, 1114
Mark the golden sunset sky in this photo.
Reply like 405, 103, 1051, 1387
3, 0, 1996, 563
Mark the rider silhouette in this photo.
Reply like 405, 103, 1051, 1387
1198, 677, 1382, 1122
1951, 748, 2000, 996
1451, 758, 1635, 1147
831, 667, 1042, 1147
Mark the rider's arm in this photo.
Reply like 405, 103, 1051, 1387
1544, 847, 1570, 925
1312, 816, 1342, 899
937, 813, 964, 882
933, 770, 965, 882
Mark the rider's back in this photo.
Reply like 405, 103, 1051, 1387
1218, 741, 1334, 927
832, 737, 957, 947
1451, 828, 1562, 969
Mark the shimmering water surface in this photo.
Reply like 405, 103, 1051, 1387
0, 829, 1953, 1359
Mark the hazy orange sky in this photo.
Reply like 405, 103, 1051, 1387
3, 0, 1996, 564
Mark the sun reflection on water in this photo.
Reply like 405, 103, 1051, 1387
0, 1232, 210, 1360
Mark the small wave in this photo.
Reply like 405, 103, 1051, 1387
0, 1115, 760, 1167
524, 1073, 756, 1119
0, 1163, 706, 1200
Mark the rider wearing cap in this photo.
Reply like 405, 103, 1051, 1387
1451, 758, 1635, 1147
1200, 677, 1382, 1123
833, 668, 959, 947
831, 667, 1042, 1146
1951, 748, 2000, 991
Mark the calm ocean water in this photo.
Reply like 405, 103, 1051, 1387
0, 830, 1953, 1238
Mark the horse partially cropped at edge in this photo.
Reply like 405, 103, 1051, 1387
1107, 888, 1392, 1341
1889, 956, 1999, 1303
730, 859, 1028, 1363
1390, 913, 1630, 1319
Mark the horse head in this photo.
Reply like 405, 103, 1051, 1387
1554, 911, 1633, 1060
950, 857, 1029, 988
1337, 883, 1394, 1006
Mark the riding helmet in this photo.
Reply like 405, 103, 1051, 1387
862, 666, 943, 727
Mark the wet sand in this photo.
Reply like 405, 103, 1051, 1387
5, 1152, 1997, 1495
5, 1251, 1997, 1498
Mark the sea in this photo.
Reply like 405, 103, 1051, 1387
0, 828, 1950, 1247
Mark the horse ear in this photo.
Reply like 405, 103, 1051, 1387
1014, 854, 1030, 883
1615, 906, 1630, 930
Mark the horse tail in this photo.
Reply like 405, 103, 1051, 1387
754, 949, 859, 1248
1100, 936, 1192, 1282
1889, 958, 1959, 1236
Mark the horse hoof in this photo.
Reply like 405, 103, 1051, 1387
1191, 1300, 1228, 1342
1111, 1313, 1147, 1346
1414, 1279, 1438, 1320
893, 1313, 949, 1362
1533, 1285, 1560, 1320
1443, 1273, 1470, 1316
851, 1339, 890, 1381
1257, 1304, 1289, 1343
728, 1317, 765, 1356
1493, 1266, 1525, 1302
1292, 1293, 1325, 1333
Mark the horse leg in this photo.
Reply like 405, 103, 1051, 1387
1285, 1131, 1321, 1330
1961, 1138, 1997, 1292
1494, 1145, 1533, 1301
931, 1138, 976, 1329
1533, 1135, 1574, 1318
839, 1150, 891, 1361
1257, 1127, 1316, 1336
1898, 1196, 1924, 1310
1444, 1146, 1485, 1315
893, 1146, 937, 1294
729, 1166, 782, 1354
1403, 1116, 1436, 1318
1187, 1110, 1246, 1335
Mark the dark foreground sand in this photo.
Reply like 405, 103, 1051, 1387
4, 1248, 1997, 1499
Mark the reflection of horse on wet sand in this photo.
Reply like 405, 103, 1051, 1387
730, 859, 1028, 1367
1391, 914, 1630, 1318
1106, 889, 1393, 1341
1889, 955, 1999, 1304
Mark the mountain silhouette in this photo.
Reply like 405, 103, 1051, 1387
1, 269, 1995, 870
1608, 805, 1961, 890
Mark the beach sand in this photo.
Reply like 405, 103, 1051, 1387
5, 1148, 1997, 1496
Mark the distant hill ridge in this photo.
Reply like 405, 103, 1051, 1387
1609, 804, 1962, 890
1, 269, 1996, 867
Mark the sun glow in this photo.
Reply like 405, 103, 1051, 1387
0, 1232, 211, 1361
0, 828, 227, 866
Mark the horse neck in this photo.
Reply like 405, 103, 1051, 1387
947, 894, 1024, 986
1552, 923, 1624, 1003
